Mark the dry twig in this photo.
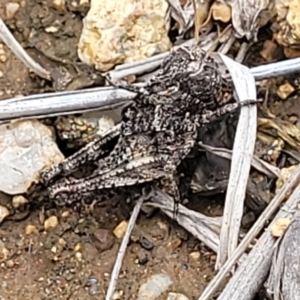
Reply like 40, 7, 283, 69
105, 193, 146, 300
217, 184, 300, 300
197, 164, 300, 300
198, 143, 280, 178
1, 47, 300, 122
216, 54, 257, 269
0, 17, 50, 80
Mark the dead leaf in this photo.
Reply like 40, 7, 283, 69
224, 0, 272, 40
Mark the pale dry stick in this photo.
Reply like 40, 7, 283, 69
206, 25, 232, 54
144, 189, 248, 265
2, 53, 300, 121
216, 54, 257, 269
0, 18, 50, 80
146, 189, 222, 252
110, 45, 300, 82
235, 42, 253, 63
197, 164, 300, 300
198, 142, 280, 178
105, 194, 145, 300
218, 34, 236, 55
0, 86, 135, 122
217, 185, 300, 300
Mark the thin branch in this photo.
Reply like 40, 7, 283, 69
197, 164, 300, 300
217, 185, 300, 300
216, 54, 257, 269
0, 17, 50, 80
2, 50, 300, 122
105, 194, 145, 300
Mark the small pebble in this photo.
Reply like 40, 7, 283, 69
0, 44, 7, 63
112, 290, 124, 300
75, 252, 82, 262
12, 195, 29, 208
137, 273, 173, 300
93, 228, 114, 252
5, 2, 20, 19
0, 247, 9, 261
5, 260, 14, 268
271, 218, 291, 237
0, 206, 10, 224
44, 216, 58, 230
166, 238, 182, 251
138, 250, 149, 265
25, 224, 38, 235
61, 210, 70, 218
88, 281, 99, 295
289, 115, 298, 124
52, 0, 65, 10
259, 40, 278, 62
210, 255, 217, 262
276, 81, 295, 100
167, 292, 190, 300
45, 26, 59, 33
74, 243, 82, 252
211, 1, 231, 23
139, 237, 154, 250
113, 220, 128, 239
58, 238, 66, 247
189, 251, 200, 261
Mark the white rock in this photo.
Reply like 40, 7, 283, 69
77, 0, 172, 72
0, 120, 64, 194
138, 273, 173, 300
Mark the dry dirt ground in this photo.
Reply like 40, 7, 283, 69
0, 1, 224, 299
1, 0, 298, 299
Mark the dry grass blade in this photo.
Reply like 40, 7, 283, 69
198, 143, 280, 178
2, 52, 300, 122
146, 189, 222, 252
197, 165, 300, 300
0, 87, 135, 123
0, 17, 50, 80
105, 193, 145, 300
145, 189, 248, 265
217, 182, 300, 300
216, 54, 257, 269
